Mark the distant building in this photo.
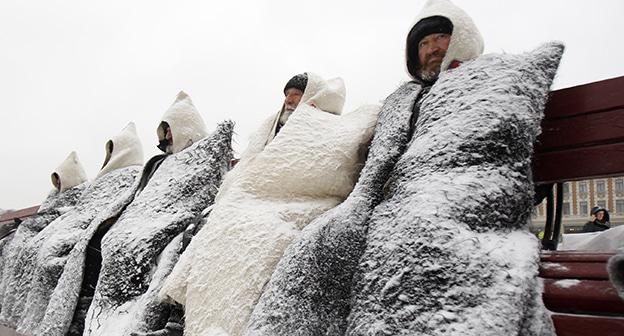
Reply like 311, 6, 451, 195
532, 176, 624, 233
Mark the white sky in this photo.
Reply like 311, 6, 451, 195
1, 0, 623, 210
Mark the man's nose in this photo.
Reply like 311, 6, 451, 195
426, 43, 441, 56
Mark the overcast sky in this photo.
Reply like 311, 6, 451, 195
1, 0, 623, 210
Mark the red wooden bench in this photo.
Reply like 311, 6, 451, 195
534, 75, 624, 336
0, 205, 39, 228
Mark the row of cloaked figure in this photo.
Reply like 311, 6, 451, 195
52, 89, 211, 192
0, 90, 237, 336
0, 0, 570, 335
0, 63, 375, 336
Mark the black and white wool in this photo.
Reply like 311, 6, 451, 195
246, 82, 422, 336
345, 42, 564, 336
83, 121, 234, 336
0, 183, 88, 328
13, 165, 141, 336
248, 42, 564, 336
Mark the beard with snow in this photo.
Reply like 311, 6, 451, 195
420, 66, 441, 82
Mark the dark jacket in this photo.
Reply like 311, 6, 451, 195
582, 219, 610, 233
583, 208, 611, 232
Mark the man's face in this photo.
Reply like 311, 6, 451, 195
165, 126, 173, 143
596, 210, 605, 221
52, 173, 61, 190
418, 33, 451, 81
284, 88, 304, 112
164, 125, 174, 153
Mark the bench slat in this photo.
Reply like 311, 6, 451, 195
543, 278, 624, 315
544, 76, 624, 119
552, 313, 624, 336
533, 142, 624, 183
541, 252, 616, 263
539, 262, 609, 280
537, 107, 624, 152
0, 205, 40, 223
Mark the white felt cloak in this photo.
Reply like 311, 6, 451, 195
160, 73, 379, 336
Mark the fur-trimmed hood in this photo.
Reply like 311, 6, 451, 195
406, 0, 484, 79
51, 151, 88, 192
97, 122, 144, 178
157, 91, 209, 154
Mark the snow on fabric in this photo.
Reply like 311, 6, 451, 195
0, 185, 88, 325
0, 153, 89, 329
246, 82, 421, 336
97, 233, 184, 336
560, 226, 624, 250
12, 124, 144, 336
160, 73, 379, 336
608, 250, 624, 300
16, 166, 140, 336
83, 120, 234, 336
344, 42, 564, 336
247, 1, 484, 334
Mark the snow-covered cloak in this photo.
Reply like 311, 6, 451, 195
245, 82, 421, 336
82, 116, 234, 336
0, 152, 89, 328
15, 123, 144, 336
160, 73, 380, 336
345, 42, 564, 336
246, 1, 485, 334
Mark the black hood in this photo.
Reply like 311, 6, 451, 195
406, 15, 454, 80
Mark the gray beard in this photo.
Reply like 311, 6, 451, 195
419, 67, 440, 82
279, 108, 294, 125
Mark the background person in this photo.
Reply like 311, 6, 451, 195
583, 206, 611, 232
